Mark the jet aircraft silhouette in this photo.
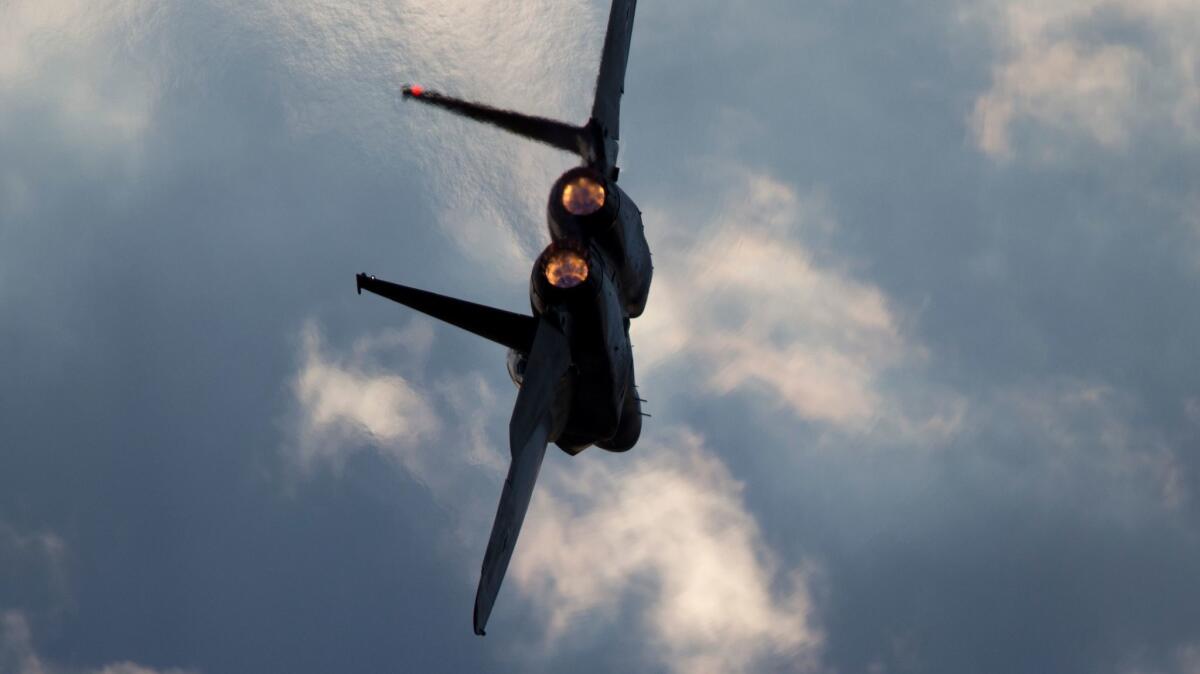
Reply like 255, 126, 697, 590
355, 0, 649, 635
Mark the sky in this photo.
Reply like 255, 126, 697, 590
2, 0, 1199, 672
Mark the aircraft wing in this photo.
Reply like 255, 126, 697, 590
591, 0, 638, 146
400, 0, 639, 175
400, 86, 589, 158
473, 313, 572, 635
356, 273, 537, 352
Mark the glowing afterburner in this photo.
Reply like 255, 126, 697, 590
561, 175, 606, 215
544, 248, 589, 288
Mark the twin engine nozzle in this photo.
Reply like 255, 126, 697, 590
543, 246, 589, 289
536, 240, 591, 289
533, 166, 612, 301
531, 240, 599, 316
548, 166, 618, 243
561, 173, 606, 216
530, 165, 629, 313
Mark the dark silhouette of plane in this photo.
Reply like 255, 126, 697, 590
355, 0, 649, 636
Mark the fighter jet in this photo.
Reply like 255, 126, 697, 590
355, 0, 649, 635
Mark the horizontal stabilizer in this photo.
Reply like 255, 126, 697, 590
357, 273, 537, 352
403, 86, 592, 161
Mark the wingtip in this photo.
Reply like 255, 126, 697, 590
355, 272, 370, 295
402, 83, 426, 98
473, 603, 488, 636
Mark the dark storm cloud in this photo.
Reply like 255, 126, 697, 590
3, 1, 1200, 673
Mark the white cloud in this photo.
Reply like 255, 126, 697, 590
0, 0, 159, 152
1, 610, 194, 674
632, 168, 960, 437
286, 319, 514, 544
286, 323, 824, 673
289, 320, 441, 476
515, 430, 822, 674
973, 39, 1142, 156
1, 612, 44, 674
969, 0, 1200, 159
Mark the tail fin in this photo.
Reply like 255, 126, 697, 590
356, 273, 537, 352
591, 0, 637, 166
402, 86, 593, 162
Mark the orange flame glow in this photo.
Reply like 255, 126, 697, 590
544, 249, 589, 288
561, 176, 605, 215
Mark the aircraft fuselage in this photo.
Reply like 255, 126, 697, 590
513, 167, 652, 455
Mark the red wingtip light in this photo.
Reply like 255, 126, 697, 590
408, 84, 424, 97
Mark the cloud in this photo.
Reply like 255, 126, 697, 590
1121, 643, 1200, 674
269, 0, 970, 435
632, 167, 960, 438
1, 611, 47, 674
0, 522, 66, 581
514, 430, 822, 674
978, 378, 1188, 516
5, 0, 1200, 672
2, 0, 607, 276
899, 375, 1193, 552
289, 320, 441, 475
1, 611, 195, 674
0, 0, 160, 152
286, 319, 512, 547
1, 525, 191, 674
286, 322, 823, 673
93, 667, 192, 674
0, 521, 69, 620
229, 0, 609, 277
969, 0, 1200, 159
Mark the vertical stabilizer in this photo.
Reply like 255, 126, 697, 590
589, 0, 638, 173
